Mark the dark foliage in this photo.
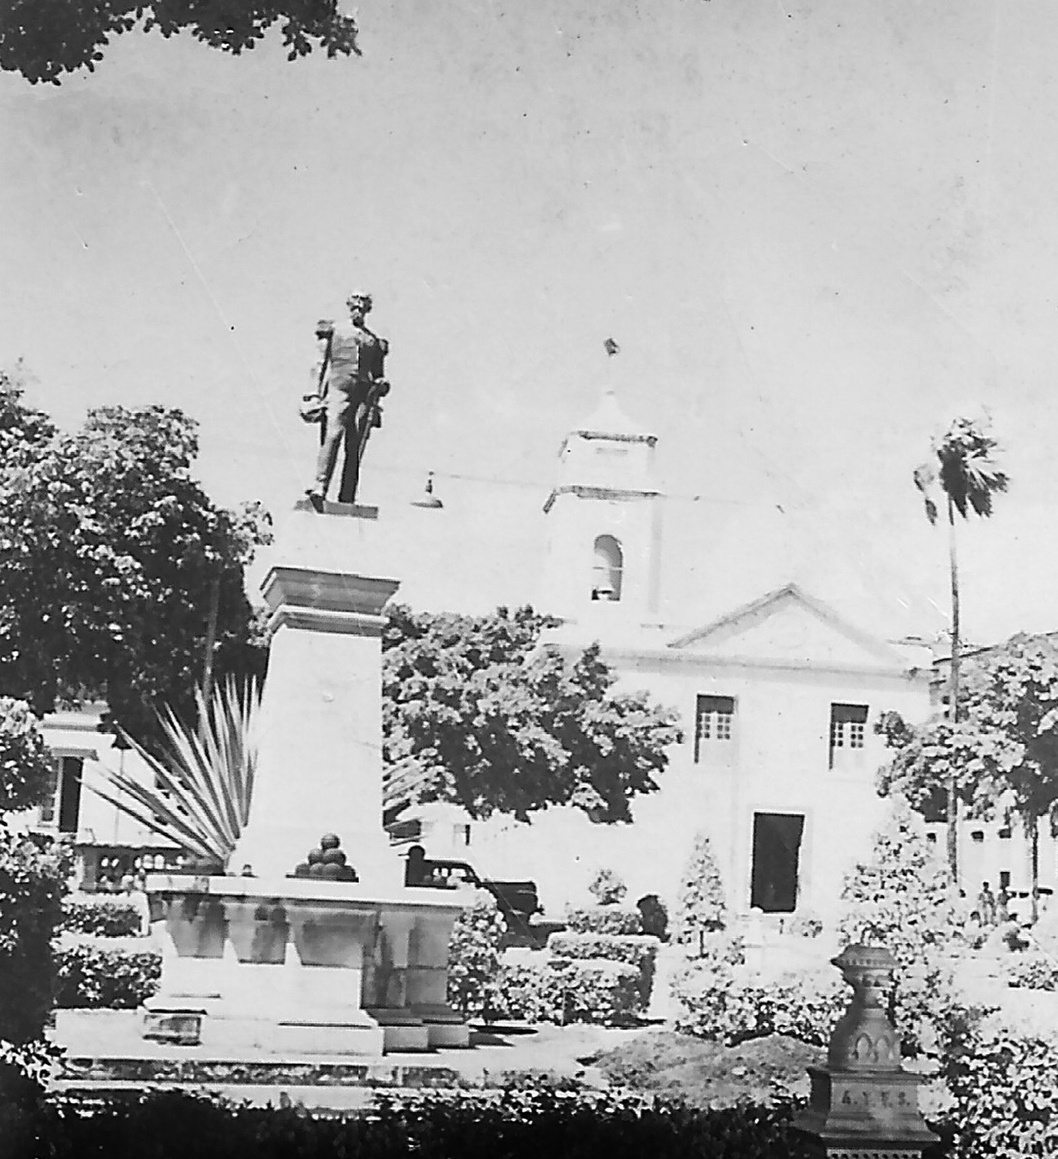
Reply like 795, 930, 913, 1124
0, 1086, 815, 1159
0, 379, 271, 752
1, 0, 360, 85
383, 605, 681, 823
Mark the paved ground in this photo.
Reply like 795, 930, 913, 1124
50, 1009, 646, 1110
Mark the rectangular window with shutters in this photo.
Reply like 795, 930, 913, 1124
694, 695, 736, 763
829, 703, 868, 769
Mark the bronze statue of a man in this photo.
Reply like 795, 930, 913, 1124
305, 291, 390, 510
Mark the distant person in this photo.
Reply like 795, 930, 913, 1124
997, 885, 1011, 924
405, 844, 429, 887
977, 881, 996, 926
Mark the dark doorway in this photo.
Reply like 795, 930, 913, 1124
751, 812, 804, 913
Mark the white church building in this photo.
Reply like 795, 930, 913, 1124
391, 391, 1058, 924
429, 390, 937, 922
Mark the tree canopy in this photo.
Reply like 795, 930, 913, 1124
381, 605, 682, 824
878, 633, 1058, 921
1, 0, 360, 85
0, 369, 271, 749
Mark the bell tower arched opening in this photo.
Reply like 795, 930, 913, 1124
592, 535, 624, 602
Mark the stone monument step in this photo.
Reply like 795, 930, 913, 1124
59, 1054, 469, 1088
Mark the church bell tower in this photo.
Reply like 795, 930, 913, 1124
538, 390, 664, 623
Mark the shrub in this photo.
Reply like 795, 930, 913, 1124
552, 959, 640, 1025
62, 894, 144, 938
490, 957, 640, 1026
447, 892, 506, 1017
564, 905, 642, 936
488, 959, 564, 1023
674, 831, 726, 956
701, 931, 747, 969
0, 698, 55, 815
548, 931, 659, 1010
671, 960, 846, 1048
939, 1027, 1058, 1158
636, 893, 669, 940
588, 867, 627, 906
0, 826, 72, 1044
784, 912, 823, 939
1007, 953, 1058, 991
55, 942, 161, 1008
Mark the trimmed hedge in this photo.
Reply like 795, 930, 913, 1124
548, 931, 659, 1009
55, 942, 161, 1009
0, 1086, 814, 1159
490, 957, 640, 1026
671, 962, 846, 1049
564, 905, 643, 936
489, 960, 563, 1023
62, 895, 144, 938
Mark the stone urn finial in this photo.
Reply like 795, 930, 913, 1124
827, 943, 901, 1072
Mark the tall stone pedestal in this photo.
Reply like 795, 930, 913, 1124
793, 945, 939, 1158
144, 503, 471, 1056
233, 502, 399, 883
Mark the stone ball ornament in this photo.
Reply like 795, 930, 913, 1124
291, 833, 358, 882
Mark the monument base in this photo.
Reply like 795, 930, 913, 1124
144, 874, 471, 1058
793, 1067, 939, 1158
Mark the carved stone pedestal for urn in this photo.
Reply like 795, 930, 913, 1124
793, 945, 939, 1159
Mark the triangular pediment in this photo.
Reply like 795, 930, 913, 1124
668, 584, 909, 670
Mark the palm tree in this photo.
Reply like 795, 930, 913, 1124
914, 412, 1008, 883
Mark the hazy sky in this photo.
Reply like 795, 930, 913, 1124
3, 1, 1058, 642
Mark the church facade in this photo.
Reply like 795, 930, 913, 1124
458, 392, 942, 921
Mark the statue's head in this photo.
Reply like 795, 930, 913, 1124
346, 292, 373, 316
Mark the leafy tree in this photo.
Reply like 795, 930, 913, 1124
382, 605, 682, 823
914, 411, 1008, 881
0, 381, 271, 750
1, 0, 360, 85
879, 635, 1058, 923
673, 831, 726, 957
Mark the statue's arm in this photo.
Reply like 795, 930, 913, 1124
314, 328, 334, 395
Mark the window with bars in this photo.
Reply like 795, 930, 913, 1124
694, 695, 736, 762
829, 703, 868, 769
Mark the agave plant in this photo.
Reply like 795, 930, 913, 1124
90, 676, 261, 869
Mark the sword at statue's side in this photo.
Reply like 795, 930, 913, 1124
356, 378, 390, 469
